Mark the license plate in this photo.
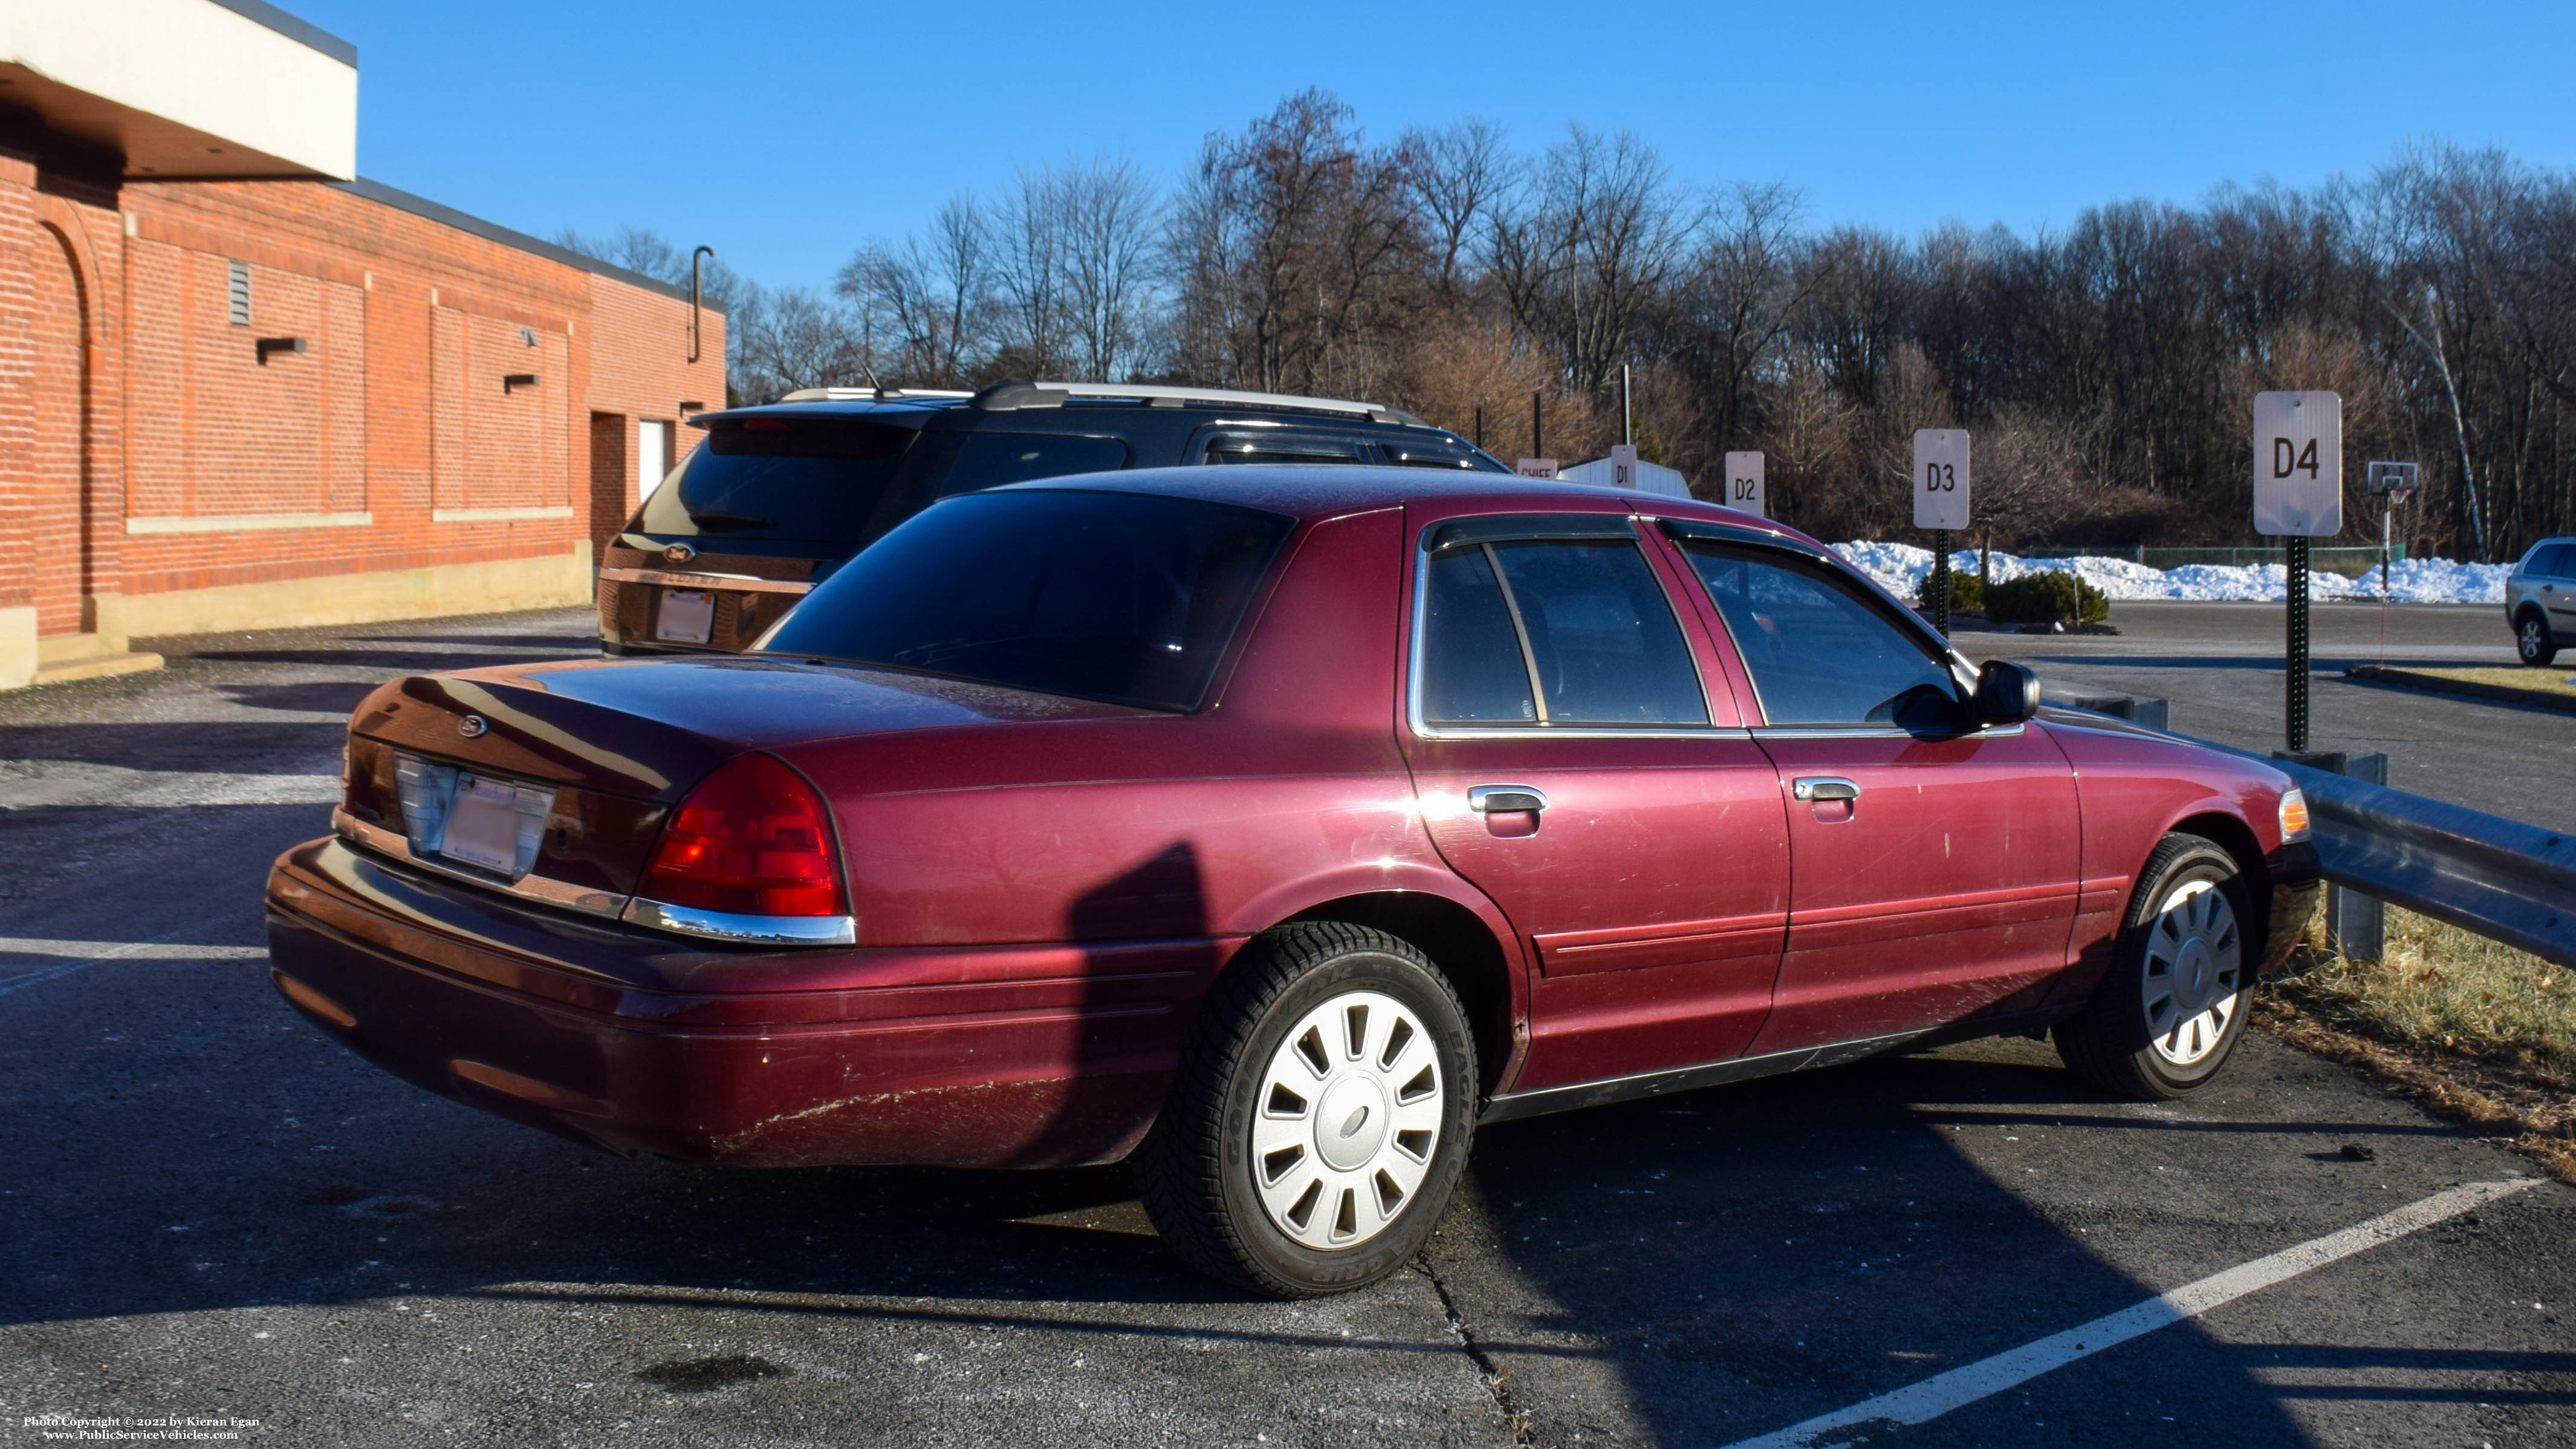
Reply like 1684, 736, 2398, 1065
656, 589, 715, 644
440, 776, 536, 875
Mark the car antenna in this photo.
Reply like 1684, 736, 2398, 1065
861, 360, 894, 401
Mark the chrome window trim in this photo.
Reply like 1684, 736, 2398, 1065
597, 566, 813, 596
1405, 514, 1734, 742
620, 898, 858, 947
1750, 723, 2025, 742
333, 809, 626, 919
1412, 723, 1757, 742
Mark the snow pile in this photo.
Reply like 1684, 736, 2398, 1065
1828, 542, 2511, 605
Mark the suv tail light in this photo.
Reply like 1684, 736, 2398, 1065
638, 754, 847, 917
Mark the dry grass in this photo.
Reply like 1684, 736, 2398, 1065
2260, 906, 2575, 1182
2277, 907, 2574, 1083
2389, 664, 2576, 700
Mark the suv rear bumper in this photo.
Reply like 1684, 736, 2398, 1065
264, 837, 1231, 1168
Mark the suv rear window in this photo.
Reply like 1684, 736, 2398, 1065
638, 419, 914, 545
759, 490, 1293, 712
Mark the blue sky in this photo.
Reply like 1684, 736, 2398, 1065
287, 0, 2576, 294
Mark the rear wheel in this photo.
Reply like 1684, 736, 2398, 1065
2055, 834, 2255, 1100
1136, 922, 1476, 1297
2518, 610, 2559, 667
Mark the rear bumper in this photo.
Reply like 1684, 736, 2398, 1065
2260, 840, 2323, 971
264, 837, 1232, 1168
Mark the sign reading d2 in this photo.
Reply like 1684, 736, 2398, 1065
1722, 450, 1765, 517
1912, 430, 1970, 530
2253, 391, 2342, 537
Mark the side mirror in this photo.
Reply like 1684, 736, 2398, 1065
1974, 660, 2040, 725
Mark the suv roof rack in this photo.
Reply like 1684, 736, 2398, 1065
776, 387, 976, 403
970, 380, 1429, 427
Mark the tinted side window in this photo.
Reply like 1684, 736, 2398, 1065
1419, 537, 1707, 727
1386, 439, 1507, 472
2537, 544, 2575, 579
1205, 433, 1366, 465
938, 432, 1127, 495
1680, 545, 1959, 727
1421, 548, 1537, 723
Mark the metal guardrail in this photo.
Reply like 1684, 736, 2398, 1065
2245, 750, 2575, 970
2045, 696, 2576, 969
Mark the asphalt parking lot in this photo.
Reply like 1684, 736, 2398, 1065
1968, 600, 2575, 834
2, 608, 2570, 1448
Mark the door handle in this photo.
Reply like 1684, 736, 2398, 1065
1467, 785, 1549, 814
1791, 776, 1861, 803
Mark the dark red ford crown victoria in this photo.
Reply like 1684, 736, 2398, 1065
266, 468, 2319, 1296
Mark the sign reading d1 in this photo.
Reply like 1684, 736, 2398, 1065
1609, 444, 1639, 490
1722, 450, 1765, 518
1912, 430, 1969, 530
2253, 391, 2341, 536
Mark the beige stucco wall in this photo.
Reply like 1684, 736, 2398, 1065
117, 546, 591, 640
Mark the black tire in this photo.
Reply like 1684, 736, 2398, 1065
1136, 922, 1478, 1298
2054, 834, 2257, 1100
2517, 610, 2560, 667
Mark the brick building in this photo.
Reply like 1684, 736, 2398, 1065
1, 0, 724, 689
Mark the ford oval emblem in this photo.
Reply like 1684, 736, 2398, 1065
664, 542, 697, 565
459, 715, 488, 739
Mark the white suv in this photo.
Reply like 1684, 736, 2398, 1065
2508, 536, 2576, 665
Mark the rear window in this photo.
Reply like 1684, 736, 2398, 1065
759, 490, 1294, 712
638, 419, 913, 545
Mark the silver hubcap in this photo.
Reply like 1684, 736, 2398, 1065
2526, 619, 2548, 656
2141, 879, 2242, 1066
1251, 990, 1444, 1250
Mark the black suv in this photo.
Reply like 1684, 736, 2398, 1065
597, 380, 1508, 654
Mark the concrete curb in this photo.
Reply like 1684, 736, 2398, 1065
2344, 663, 2576, 716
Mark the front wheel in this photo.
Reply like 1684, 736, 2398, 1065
1136, 922, 1477, 1297
2518, 611, 2560, 667
2055, 834, 2256, 1100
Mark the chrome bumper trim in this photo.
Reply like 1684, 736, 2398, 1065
596, 566, 814, 595
332, 808, 626, 919
618, 898, 858, 947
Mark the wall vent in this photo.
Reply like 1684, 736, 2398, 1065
227, 261, 251, 326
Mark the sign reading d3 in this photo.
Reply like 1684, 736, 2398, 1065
2253, 391, 2342, 537
1912, 430, 1970, 530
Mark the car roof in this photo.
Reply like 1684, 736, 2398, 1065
991, 463, 1806, 542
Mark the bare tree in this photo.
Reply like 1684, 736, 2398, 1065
1405, 118, 1510, 298
837, 196, 990, 387
1491, 126, 1692, 395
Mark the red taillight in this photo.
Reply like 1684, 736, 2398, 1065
640, 754, 846, 917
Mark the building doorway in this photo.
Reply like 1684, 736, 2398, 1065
637, 418, 673, 501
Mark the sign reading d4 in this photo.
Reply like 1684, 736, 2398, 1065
2253, 391, 2342, 537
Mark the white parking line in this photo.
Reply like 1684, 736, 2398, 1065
0, 933, 269, 998
0, 761, 340, 809
1719, 1177, 2545, 1449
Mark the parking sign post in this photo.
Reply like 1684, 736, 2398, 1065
2254, 392, 2342, 753
1913, 430, 1970, 637
1722, 450, 1765, 518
